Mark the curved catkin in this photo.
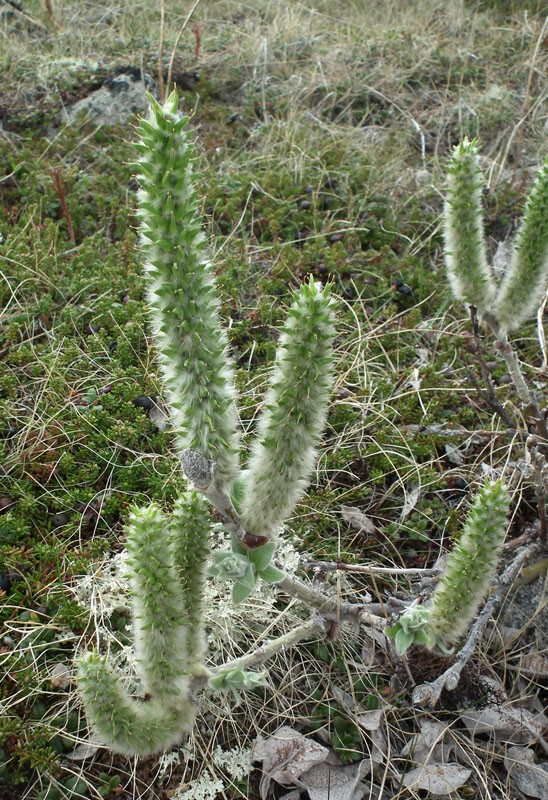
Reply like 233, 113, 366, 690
444, 139, 496, 314
493, 157, 548, 330
426, 480, 509, 649
125, 504, 189, 697
135, 91, 239, 489
170, 490, 211, 669
76, 653, 195, 757
241, 279, 335, 540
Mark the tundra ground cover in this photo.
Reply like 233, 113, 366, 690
1, 1, 548, 798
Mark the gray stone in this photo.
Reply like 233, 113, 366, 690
62, 67, 153, 128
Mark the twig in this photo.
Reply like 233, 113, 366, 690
301, 557, 436, 578
465, 365, 517, 432
167, 0, 202, 92
158, 0, 165, 103
483, 312, 548, 444
192, 23, 201, 65
51, 168, 75, 244
274, 561, 387, 630
412, 540, 541, 708
43, 0, 58, 28
208, 615, 327, 678
468, 306, 517, 430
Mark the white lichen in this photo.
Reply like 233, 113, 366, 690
173, 745, 252, 800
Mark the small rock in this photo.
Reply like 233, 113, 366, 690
133, 395, 154, 410
390, 278, 413, 297
148, 400, 169, 432
0, 497, 14, 513
61, 67, 152, 128
50, 663, 71, 689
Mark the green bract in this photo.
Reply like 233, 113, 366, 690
386, 606, 432, 655
209, 551, 251, 581
209, 542, 285, 604
208, 667, 268, 703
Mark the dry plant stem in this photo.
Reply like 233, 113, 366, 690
51, 168, 75, 244
166, 0, 203, 90
468, 306, 516, 430
207, 615, 327, 679
412, 540, 542, 708
157, 0, 165, 102
302, 558, 436, 578
3, 0, 46, 28
274, 561, 387, 630
511, 16, 548, 179
483, 312, 548, 443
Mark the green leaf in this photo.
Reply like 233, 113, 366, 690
208, 673, 226, 690
259, 565, 285, 583
248, 541, 276, 571
394, 628, 414, 655
232, 579, 254, 605
413, 629, 429, 645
